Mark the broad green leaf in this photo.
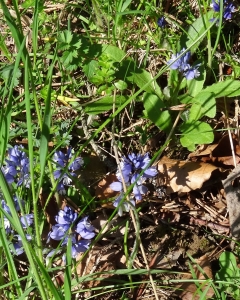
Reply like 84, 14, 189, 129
204, 79, 240, 98
219, 251, 238, 271
187, 63, 206, 97
114, 80, 128, 90
189, 92, 216, 120
120, 60, 163, 98
143, 93, 171, 131
85, 95, 128, 114
82, 59, 99, 79
180, 121, 214, 151
101, 44, 126, 62
179, 11, 214, 54
179, 93, 194, 104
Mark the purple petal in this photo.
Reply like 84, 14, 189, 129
72, 240, 90, 257
110, 181, 123, 192
49, 224, 70, 241
69, 157, 84, 171
143, 167, 158, 178
20, 214, 34, 228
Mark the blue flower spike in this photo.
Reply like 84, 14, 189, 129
167, 48, 200, 80
47, 206, 96, 261
157, 16, 166, 28
211, 0, 235, 21
110, 153, 157, 215
53, 148, 84, 194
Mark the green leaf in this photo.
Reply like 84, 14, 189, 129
101, 44, 126, 62
58, 30, 73, 50
121, 60, 163, 98
0, 64, 22, 87
189, 91, 216, 120
21, 0, 34, 8
180, 121, 214, 150
179, 11, 214, 54
85, 43, 163, 98
218, 251, 238, 272
82, 60, 99, 79
114, 80, 128, 90
143, 93, 171, 131
187, 63, 206, 97
84, 95, 128, 114
203, 79, 240, 98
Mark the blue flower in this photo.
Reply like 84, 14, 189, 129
1, 196, 24, 214
70, 239, 90, 258
110, 153, 157, 210
131, 174, 148, 200
13, 234, 32, 256
62, 238, 90, 263
76, 216, 96, 239
182, 63, 201, 80
167, 48, 191, 71
224, 3, 235, 19
47, 206, 95, 260
212, 0, 222, 12
211, 0, 235, 20
112, 193, 135, 217
1, 196, 26, 234
48, 224, 70, 243
1, 165, 17, 184
20, 214, 34, 228
53, 148, 83, 194
4, 145, 30, 188
4, 217, 11, 234
157, 17, 166, 28
167, 48, 200, 80
55, 206, 78, 225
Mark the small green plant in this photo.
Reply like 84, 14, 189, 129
143, 8, 240, 150
216, 251, 240, 299
57, 29, 83, 72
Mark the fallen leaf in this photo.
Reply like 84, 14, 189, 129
189, 134, 240, 167
157, 156, 219, 193
95, 174, 118, 201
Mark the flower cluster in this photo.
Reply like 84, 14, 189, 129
2, 145, 30, 187
157, 16, 166, 28
47, 206, 95, 261
110, 153, 157, 216
1, 197, 34, 255
53, 148, 84, 194
167, 48, 200, 80
211, 0, 235, 21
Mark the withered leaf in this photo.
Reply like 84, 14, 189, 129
189, 134, 240, 167
95, 174, 119, 201
158, 156, 219, 193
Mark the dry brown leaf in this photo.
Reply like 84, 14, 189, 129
95, 174, 118, 202
189, 144, 218, 158
177, 255, 214, 300
157, 156, 219, 193
189, 134, 240, 167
